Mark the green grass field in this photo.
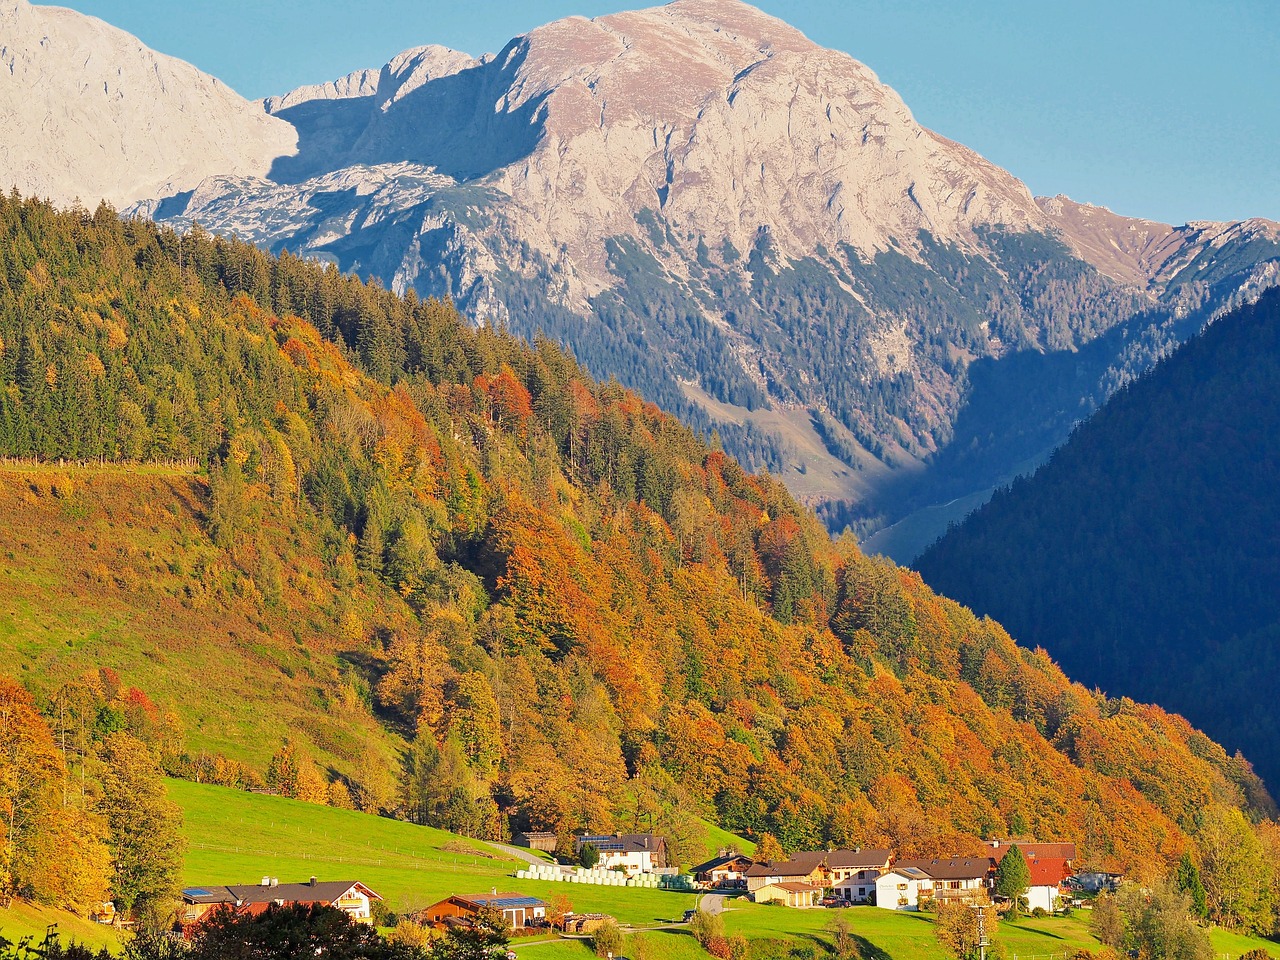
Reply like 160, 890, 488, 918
173, 780, 696, 925
0, 899, 120, 953
6, 780, 1280, 960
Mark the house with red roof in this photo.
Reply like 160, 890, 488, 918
984, 840, 1077, 913
1024, 857, 1073, 913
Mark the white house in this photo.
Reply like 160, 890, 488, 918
574, 834, 667, 875
1025, 857, 1072, 913
986, 841, 1076, 913
875, 858, 991, 911
875, 866, 934, 910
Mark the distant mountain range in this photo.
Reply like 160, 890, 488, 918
917, 288, 1280, 790
3, 0, 1279, 547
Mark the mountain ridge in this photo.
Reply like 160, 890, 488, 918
5, 0, 1280, 547
915, 286, 1280, 791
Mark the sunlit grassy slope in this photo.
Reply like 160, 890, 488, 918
0, 466, 401, 776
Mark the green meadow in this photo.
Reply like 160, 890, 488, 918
173, 780, 696, 925
5, 781, 1279, 959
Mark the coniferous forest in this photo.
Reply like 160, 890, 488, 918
3, 194, 1280, 936
918, 287, 1280, 796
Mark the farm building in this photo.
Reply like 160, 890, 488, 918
416, 892, 548, 930
513, 831, 558, 853
689, 853, 755, 889
180, 878, 380, 931
573, 833, 667, 874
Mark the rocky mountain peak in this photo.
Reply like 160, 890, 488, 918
0, 0, 295, 208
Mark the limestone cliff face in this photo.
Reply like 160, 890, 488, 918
479, 0, 1049, 285
223, 0, 1054, 307
0, 0, 296, 208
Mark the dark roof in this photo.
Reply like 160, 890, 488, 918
894, 858, 992, 881
182, 887, 237, 905
745, 849, 892, 878
514, 831, 557, 839
882, 867, 931, 881
690, 854, 753, 874
824, 849, 893, 869
575, 833, 665, 854
184, 881, 380, 907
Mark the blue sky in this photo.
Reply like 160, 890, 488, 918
47, 0, 1279, 225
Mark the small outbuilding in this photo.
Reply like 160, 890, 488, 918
752, 881, 825, 908
512, 831, 559, 854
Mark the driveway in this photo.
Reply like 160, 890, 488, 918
488, 842, 576, 875
698, 893, 728, 916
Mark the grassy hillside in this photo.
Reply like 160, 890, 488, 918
0, 463, 402, 777
173, 780, 695, 924
0, 899, 120, 952
2, 193, 1279, 933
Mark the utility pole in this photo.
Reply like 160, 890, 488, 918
974, 903, 989, 960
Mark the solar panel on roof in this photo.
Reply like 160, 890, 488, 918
183, 888, 213, 896
480, 897, 545, 908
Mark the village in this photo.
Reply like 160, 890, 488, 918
177, 832, 1114, 944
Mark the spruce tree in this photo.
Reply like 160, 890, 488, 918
994, 844, 1031, 918
1175, 850, 1208, 919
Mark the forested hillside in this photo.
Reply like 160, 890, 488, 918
917, 287, 1280, 793
2, 195, 1279, 924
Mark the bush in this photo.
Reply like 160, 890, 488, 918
689, 909, 725, 947
1031, 907, 1048, 918
592, 919, 623, 958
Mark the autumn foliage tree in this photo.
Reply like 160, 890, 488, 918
0, 678, 110, 913
93, 731, 184, 918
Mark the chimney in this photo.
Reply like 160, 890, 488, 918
270, 878, 278, 888
310, 877, 317, 887
261, 877, 271, 887
643, 837, 649, 848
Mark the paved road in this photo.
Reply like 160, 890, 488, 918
698, 893, 728, 916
